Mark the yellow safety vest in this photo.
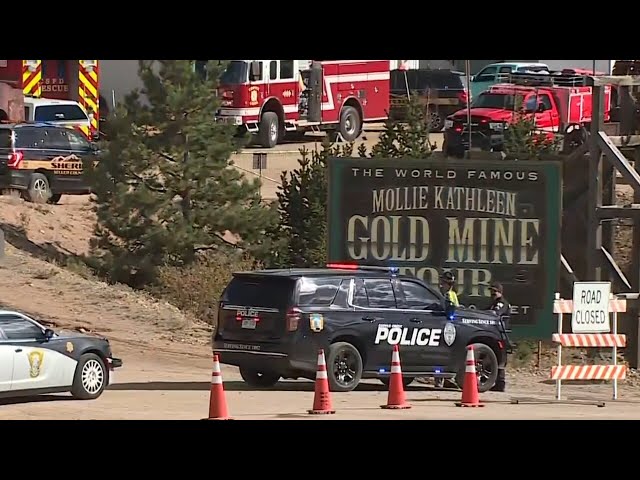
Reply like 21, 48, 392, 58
445, 289, 460, 307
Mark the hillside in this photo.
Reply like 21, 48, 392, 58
0, 195, 211, 357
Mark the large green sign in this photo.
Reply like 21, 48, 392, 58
327, 157, 563, 339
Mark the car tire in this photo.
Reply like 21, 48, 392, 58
380, 376, 414, 389
326, 341, 363, 392
239, 366, 280, 388
71, 353, 107, 400
24, 173, 51, 204
455, 343, 499, 393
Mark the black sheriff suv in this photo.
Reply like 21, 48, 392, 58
212, 264, 512, 392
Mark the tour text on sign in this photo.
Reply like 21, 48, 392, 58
571, 282, 611, 333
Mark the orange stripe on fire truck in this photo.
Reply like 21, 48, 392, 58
553, 298, 627, 314
551, 365, 627, 380
552, 333, 627, 348
22, 60, 42, 97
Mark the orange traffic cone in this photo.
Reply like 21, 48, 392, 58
381, 345, 411, 409
308, 349, 336, 415
455, 345, 485, 408
204, 354, 233, 420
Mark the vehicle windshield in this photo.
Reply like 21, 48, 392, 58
472, 92, 525, 110
34, 105, 88, 122
220, 61, 248, 84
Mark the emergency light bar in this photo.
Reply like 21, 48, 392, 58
326, 263, 400, 274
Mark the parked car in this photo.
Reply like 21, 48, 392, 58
0, 123, 99, 204
212, 264, 512, 393
469, 62, 550, 100
389, 68, 468, 131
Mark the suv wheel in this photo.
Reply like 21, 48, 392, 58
24, 173, 52, 204
327, 341, 363, 392
239, 366, 280, 388
455, 343, 499, 393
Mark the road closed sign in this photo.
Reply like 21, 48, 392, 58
571, 282, 611, 333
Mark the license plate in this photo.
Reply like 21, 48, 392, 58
241, 318, 257, 329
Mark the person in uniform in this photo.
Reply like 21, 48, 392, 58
486, 282, 510, 392
439, 271, 459, 307
434, 271, 459, 388
488, 282, 510, 316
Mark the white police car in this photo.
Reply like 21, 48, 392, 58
0, 310, 122, 400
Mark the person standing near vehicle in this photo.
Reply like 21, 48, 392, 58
439, 271, 459, 307
486, 282, 510, 392
434, 271, 459, 388
487, 282, 510, 317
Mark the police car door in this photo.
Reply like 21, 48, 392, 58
395, 279, 454, 370
0, 313, 71, 392
352, 277, 418, 372
0, 327, 13, 392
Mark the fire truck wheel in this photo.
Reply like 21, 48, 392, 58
339, 106, 361, 142
24, 173, 52, 204
259, 112, 280, 148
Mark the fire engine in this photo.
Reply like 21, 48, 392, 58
0, 60, 100, 140
442, 71, 613, 156
215, 60, 393, 148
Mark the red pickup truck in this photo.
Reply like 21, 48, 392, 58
442, 72, 612, 157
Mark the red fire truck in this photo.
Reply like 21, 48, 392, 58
442, 71, 613, 156
0, 60, 100, 140
215, 60, 391, 148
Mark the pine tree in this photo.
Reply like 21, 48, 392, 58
369, 95, 435, 159
267, 95, 434, 268
503, 101, 560, 159
265, 138, 354, 268
87, 60, 276, 287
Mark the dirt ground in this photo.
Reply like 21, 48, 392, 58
1, 135, 640, 420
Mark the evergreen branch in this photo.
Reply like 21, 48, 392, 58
195, 233, 240, 251
126, 168, 167, 193
159, 152, 177, 163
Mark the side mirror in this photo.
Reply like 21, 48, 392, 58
537, 103, 546, 113
43, 328, 54, 341
249, 61, 261, 81
470, 75, 475, 82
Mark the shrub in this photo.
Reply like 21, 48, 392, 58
153, 252, 260, 327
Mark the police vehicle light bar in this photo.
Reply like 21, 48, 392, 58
326, 263, 400, 274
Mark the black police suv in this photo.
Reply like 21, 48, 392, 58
212, 264, 512, 392
0, 309, 122, 400
0, 123, 99, 204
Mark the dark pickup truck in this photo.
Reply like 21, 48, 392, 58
389, 69, 468, 131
